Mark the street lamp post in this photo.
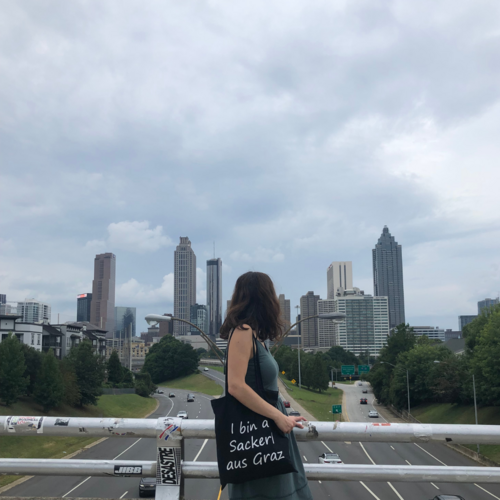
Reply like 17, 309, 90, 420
381, 361, 411, 417
145, 314, 224, 363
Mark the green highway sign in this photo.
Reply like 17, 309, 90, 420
332, 404, 342, 414
341, 365, 355, 376
358, 365, 370, 374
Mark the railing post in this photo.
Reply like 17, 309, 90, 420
155, 417, 184, 500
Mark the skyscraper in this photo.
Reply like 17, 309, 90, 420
478, 298, 499, 314
207, 258, 222, 337
90, 253, 116, 334
300, 292, 320, 348
279, 294, 291, 333
0, 295, 6, 304
115, 306, 136, 338
77, 293, 92, 322
372, 226, 405, 330
16, 299, 51, 323
174, 237, 196, 336
190, 304, 210, 335
327, 262, 353, 299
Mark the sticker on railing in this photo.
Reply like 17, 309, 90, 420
54, 418, 70, 426
159, 422, 180, 441
5, 416, 44, 434
114, 465, 143, 476
158, 447, 180, 485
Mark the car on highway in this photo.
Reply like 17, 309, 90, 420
156, 389, 164, 394
362, 389, 368, 393
177, 411, 188, 419
318, 452, 343, 464
187, 394, 195, 402
429, 496, 465, 500
204, 367, 209, 371
283, 400, 291, 408
289, 410, 300, 417
360, 398, 368, 404
168, 392, 175, 397
368, 410, 379, 418
139, 477, 156, 497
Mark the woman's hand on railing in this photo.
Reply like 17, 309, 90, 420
275, 414, 307, 434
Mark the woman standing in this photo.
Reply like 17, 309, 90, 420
220, 271, 313, 500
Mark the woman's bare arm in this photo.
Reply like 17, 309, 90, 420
227, 325, 305, 433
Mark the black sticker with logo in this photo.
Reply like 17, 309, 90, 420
114, 465, 143, 476
158, 447, 179, 485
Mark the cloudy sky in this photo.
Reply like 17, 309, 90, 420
1, 0, 500, 334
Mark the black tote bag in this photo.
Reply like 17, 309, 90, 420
211, 331, 297, 490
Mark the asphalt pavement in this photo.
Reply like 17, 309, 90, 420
3, 371, 500, 500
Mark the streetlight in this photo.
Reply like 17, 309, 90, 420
434, 360, 480, 455
145, 314, 224, 364
380, 361, 411, 417
272, 311, 346, 389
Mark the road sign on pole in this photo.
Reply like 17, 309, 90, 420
358, 365, 370, 374
341, 365, 355, 376
332, 405, 342, 414
291, 379, 296, 385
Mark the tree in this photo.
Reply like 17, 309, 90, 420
60, 358, 80, 407
0, 334, 28, 406
308, 353, 329, 392
122, 367, 134, 387
20, 344, 43, 396
107, 350, 124, 386
142, 335, 199, 383
66, 340, 105, 406
34, 349, 65, 412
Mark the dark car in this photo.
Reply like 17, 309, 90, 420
362, 389, 368, 393
187, 394, 195, 402
429, 496, 465, 500
168, 392, 175, 397
289, 410, 301, 417
139, 477, 156, 497
360, 398, 368, 404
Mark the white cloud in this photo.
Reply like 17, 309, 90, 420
116, 273, 174, 306
230, 247, 285, 263
86, 221, 173, 254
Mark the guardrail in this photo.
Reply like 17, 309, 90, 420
2, 416, 500, 499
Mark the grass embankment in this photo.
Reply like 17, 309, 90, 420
412, 403, 500, 463
160, 372, 223, 397
201, 365, 224, 374
0, 395, 157, 488
287, 386, 343, 422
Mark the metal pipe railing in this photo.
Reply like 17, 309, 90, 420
3, 416, 500, 445
3, 459, 500, 484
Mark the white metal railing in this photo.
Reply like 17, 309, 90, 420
2, 416, 500, 499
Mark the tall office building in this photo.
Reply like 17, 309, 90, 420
174, 237, 196, 336
478, 298, 499, 314
279, 294, 291, 332
207, 258, 222, 337
77, 293, 92, 322
300, 292, 320, 348
459, 315, 477, 331
16, 299, 51, 323
320, 288, 389, 356
372, 226, 405, 330
90, 253, 116, 335
115, 307, 136, 339
327, 262, 353, 299
0, 295, 6, 304
190, 304, 210, 335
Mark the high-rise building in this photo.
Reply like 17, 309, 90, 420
190, 304, 210, 335
159, 313, 174, 336
411, 326, 445, 342
0, 295, 6, 304
321, 288, 389, 356
174, 237, 196, 336
77, 293, 92, 322
459, 315, 477, 331
279, 294, 291, 333
16, 299, 51, 324
90, 253, 116, 334
115, 307, 136, 339
478, 298, 499, 315
372, 226, 405, 330
207, 258, 222, 337
300, 292, 320, 348
327, 262, 353, 300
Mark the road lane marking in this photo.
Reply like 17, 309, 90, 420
113, 438, 142, 460
344, 441, 351, 444
359, 442, 376, 465
194, 439, 208, 462
319, 480, 322, 483
405, 460, 411, 465
321, 441, 333, 453
387, 482, 404, 499
390, 446, 395, 450
431, 483, 440, 490
360, 481, 382, 499
119, 491, 128, 499
413, 444, 447, 466
475, 483, 500, 499
303, 455, 308, 461
62, 476, 91, 497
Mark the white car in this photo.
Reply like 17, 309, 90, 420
368, 410, 379, 418
177, 411, 188, 419
318, 453, 343, 464
203, 367, 209, 371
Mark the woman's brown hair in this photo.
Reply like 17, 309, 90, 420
220, 271, 284, 341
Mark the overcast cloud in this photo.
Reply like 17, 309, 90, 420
1, 0, 500, 333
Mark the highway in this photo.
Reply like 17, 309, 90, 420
3, 369, 500, 499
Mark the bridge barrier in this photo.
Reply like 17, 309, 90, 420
2, 416, 500, 499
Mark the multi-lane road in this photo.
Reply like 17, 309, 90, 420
3, 368, 500, 499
